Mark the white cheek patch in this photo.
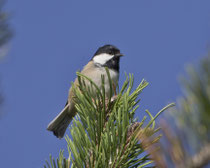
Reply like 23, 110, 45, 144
93, 53, 114, 65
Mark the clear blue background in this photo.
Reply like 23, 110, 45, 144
0, 0, 209, 167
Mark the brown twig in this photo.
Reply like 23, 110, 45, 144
182, 143, 210, 168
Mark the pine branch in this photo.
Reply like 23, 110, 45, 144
0, 0, 14, 116
149, 54, 210, 167
45, 70, 173, 168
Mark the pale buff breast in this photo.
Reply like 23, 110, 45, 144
69, 61, 119, 100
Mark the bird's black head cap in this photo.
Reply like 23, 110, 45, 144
92, 44, 123, 72
94, 44, 121, 56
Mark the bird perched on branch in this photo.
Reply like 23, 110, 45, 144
47, 44, 124, 138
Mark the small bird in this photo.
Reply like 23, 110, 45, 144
47, 45, 123, 138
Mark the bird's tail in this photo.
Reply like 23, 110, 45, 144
47, 104, 72, 139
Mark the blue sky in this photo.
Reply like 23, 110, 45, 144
0, 0, 209, 167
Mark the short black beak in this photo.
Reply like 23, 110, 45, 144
115, 53, 124, 57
